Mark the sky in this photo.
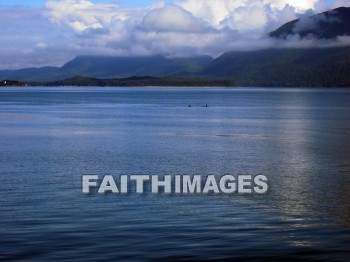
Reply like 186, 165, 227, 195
0, 0, 349, 69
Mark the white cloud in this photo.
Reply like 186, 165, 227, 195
266, 0, 318, 11
45, 0, 129, 34
175, 0, 320, 30
221, 1, 268, 32
175, 0, 244, 27
141, 4, 208, 33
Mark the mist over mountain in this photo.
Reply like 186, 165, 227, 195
197, 7, 350, 87
269, 7, 350, 39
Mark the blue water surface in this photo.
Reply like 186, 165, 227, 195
0, 87, 349, 261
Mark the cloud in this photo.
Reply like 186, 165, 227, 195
220, 1, 268, 32
174, 0, 243, 27
267, 0, 318, 11
1, 0, 350, 69
176, 0, 319, 30
45, 0, 128, 35
141, 4, 208, 33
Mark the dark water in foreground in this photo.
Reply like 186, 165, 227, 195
0, 87, 350, 261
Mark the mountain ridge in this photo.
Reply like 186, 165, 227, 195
0, 55, 213, 82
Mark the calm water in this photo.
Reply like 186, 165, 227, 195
0, 87, 350, 261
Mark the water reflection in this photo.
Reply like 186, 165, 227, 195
263, 90, 350, 227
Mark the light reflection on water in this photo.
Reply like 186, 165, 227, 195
0, 87, 350, 261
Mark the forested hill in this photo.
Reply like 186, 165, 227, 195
200, 47, 350, 87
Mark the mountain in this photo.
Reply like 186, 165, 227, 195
61, 56, 212, 78
0, 67, 59, 82
200, 47, 350, 87
0, 55, 213, 82
270, 7, 350, 39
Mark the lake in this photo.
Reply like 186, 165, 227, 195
0, 87, 349, 261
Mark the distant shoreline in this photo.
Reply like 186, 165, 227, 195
0, 85, 236, 89
2, 78, 350, 88
2, 85, 350, 89
0, 76, 235, 88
